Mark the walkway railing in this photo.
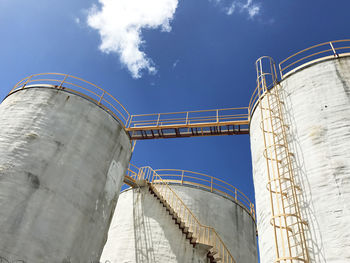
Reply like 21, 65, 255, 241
138, 166, 236, 263
279, 39, 350, 79
154, 168, 255, 220
9, 73, 130, 127
125, 107, 250, 139
127, 107, 248, 128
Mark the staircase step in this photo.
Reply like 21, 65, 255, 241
186, 232, 193, 239
196, 242, 213, 251
183, 226, 189, 233
208, 248, 218, 257
173, 216, 181, 224
190, 237, 197, 245
212, 258, 222, 263
179, 221, 185, 229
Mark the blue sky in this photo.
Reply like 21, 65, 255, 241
0, 0, 349, 233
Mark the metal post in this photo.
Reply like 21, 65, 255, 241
128, 115, 133, 129
156, 113, 161, 126
279, 63, 283, 80
329, 41, 339, 58
58, 74, 69, 89
98, 91, 105, 105
126, 114, 131, 128
181, 170, 184, 185
22, 75, 33, 89
210, 177, 213, 192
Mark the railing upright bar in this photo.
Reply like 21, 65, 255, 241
98, 91, 105, 105
278, 63, 283, 80
58, 74, 69, 89
329, 41, 339, 58
156, 113, 161, 126
21, 76, 33, 90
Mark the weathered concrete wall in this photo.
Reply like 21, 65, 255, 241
100, 186, 209, 263
101, 184, 257, 263
250, 56, 350, 263
0, 87, 132, 263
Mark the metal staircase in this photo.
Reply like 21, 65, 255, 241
125, 165, 236, 263
255, 57, 309, 262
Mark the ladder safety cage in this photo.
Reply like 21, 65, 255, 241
256, 56, 309, 263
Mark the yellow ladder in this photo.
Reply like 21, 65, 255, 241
256, 57, 309, 262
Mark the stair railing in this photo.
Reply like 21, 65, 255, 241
138, 166, 236, 263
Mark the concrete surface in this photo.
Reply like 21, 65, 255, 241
0, 87, 132, 263
250, 56, 350, 263
101, 184, 257, 263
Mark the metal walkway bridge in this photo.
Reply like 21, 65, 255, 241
125, 107, 249, 140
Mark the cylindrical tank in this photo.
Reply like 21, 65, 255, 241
0, 83, 132, 262
101, 169, 258, 263
250, 56, 350, 262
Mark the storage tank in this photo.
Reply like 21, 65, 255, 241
0, 74, 132, 262
101, 167, 258, 263
250, 48, 350, 262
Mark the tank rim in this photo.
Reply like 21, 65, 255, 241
4, 85, 132, 143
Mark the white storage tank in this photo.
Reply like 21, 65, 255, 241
0, 74, 132, 262
250, 52, 350, 262
101, 167, 258, 263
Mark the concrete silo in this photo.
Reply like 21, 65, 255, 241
101, 166, 257, 263
0, 74, 132, 262
249, 42, 350, 262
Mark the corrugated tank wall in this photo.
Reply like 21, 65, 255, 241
250, 56, 350, 262
0, 87, 132, 262
101, 183, 257, 263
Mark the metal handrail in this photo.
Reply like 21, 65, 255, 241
279, 39, 350, 79
154, 168, 255, 220
9, 73, 130, 127
126, 163, 139, 179
127, 107, 249, 129
248, 39, 350, 119
138, 166, 236, 263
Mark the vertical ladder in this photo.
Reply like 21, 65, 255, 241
256, 57, 309, 262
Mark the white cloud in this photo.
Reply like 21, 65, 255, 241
87, 0, 178, 78
172, 59, 179, 68
218, 0, 261, 18
247, 4, 260, 18
242, 0, 260, 18
226, 3, 236, 15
